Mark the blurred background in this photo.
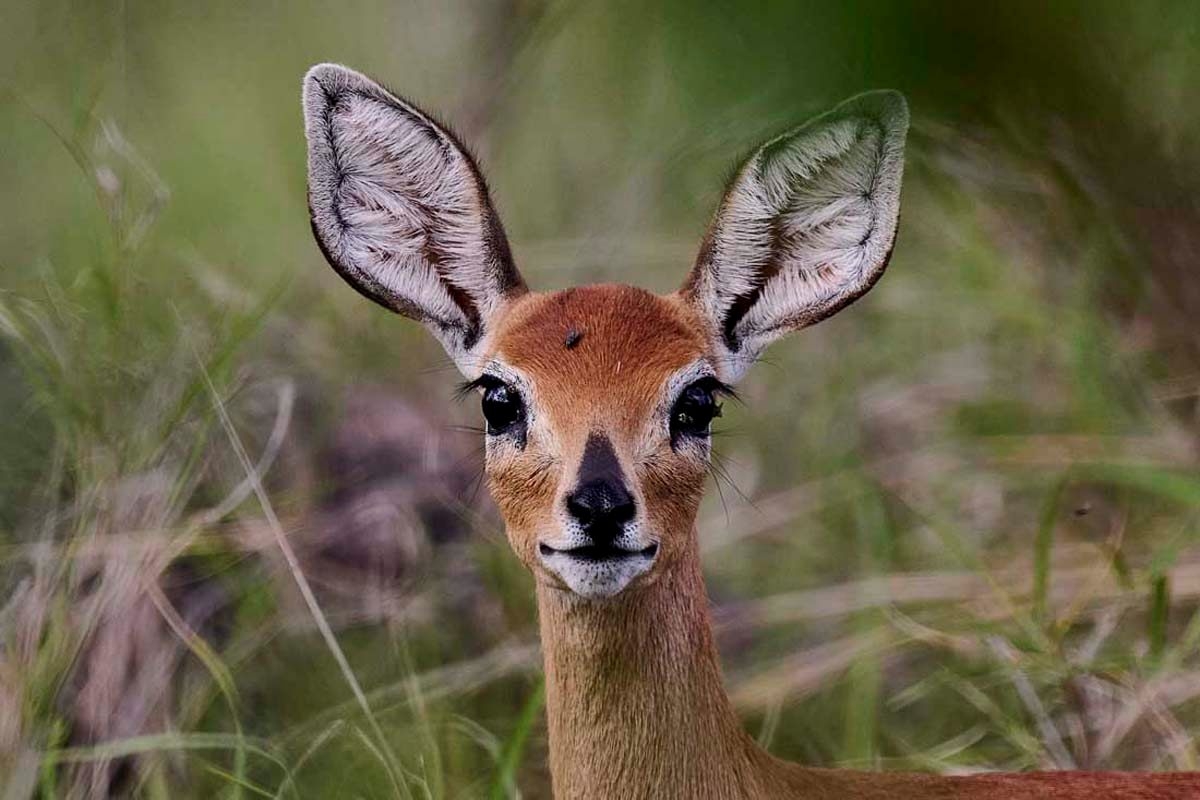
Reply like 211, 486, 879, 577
3, 0, 1200, 796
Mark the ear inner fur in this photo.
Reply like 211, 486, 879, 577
681, 90, 908, 380
302, 63, 525, 374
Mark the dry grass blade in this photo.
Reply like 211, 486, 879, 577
729, 632, 891, 711
191, 349, 402, 777
191, 380, 295, 527
986, 637, 1075, 769
1092, 671, 1200, 764
1, 749, 40, 800
733, 546, 1200, 629
285, 641, 541, 744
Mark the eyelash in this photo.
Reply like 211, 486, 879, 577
456, 375, 734, 439
458, 374, 529, 446
455, 374, 503, 400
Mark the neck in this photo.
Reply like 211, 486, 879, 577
536, 536, 785, 799
530, 537, 1181, 800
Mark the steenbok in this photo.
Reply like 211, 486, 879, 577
302, 63, 1199, 799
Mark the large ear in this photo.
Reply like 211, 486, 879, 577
680, 91, 908, 381
303, 63, 526, 376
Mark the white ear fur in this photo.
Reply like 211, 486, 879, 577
303, 63, 525, 376
682, 91, 909, 382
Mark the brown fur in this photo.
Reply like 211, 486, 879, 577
478, 285, 1200, 799
485, 285, 710, 584
493, 285, 707, 431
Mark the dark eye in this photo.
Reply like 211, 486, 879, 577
481, 382, 525, 435
670, 381, 722, 441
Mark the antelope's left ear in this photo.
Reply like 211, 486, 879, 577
680, 91, 909, 381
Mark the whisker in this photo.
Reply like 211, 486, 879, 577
418, 356, 462, 376
710, 450, 756, 509
464, 453, 488, 506
446, 442, 486, 480
709, 461, 731, 525
444, 424, 486, 436
751, 355, 783, 375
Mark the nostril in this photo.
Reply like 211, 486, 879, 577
566, 479, 636, 537
610, 496, 636, 525
566, 494, 594, 526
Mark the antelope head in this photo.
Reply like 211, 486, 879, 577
302, 63, 907, 602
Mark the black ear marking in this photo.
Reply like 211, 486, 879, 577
720, 286, 761, 352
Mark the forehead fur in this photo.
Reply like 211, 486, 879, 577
491, 285, 707, 422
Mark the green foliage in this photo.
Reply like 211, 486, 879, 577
3, 0, 1200, 797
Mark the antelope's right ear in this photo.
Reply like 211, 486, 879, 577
302, 63, 526, 377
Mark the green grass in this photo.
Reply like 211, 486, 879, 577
3, 0, 1200, 797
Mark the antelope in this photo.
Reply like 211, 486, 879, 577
301, 63, 1199, 799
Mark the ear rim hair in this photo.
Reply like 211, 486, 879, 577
680, 89, 909, 382
302, 62, 526, 374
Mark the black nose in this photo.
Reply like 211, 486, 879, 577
566, 479, 636, 544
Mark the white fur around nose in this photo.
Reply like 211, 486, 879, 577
687, 91, 908, 381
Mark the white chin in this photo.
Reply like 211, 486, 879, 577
543, 555, 652, 600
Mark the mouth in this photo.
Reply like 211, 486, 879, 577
538, 542, 658, 562
536, 538, 659, 599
